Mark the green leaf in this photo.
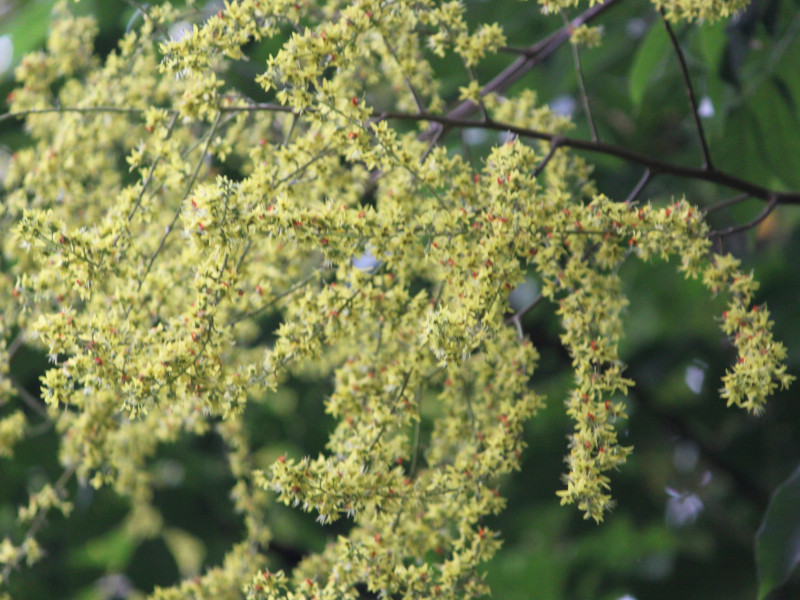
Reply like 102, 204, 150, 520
695, 19, 728, 70
748, 77, 800, 190
69, 526, 137, 571
773, 36, 800, 113
0, 1, 58, 68
715, 106, 763, 185
162, 528, 206, 579
629, 20, 670, 108
756, 466, 800, 599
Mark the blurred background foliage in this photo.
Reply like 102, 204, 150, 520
1, 0, 800, 599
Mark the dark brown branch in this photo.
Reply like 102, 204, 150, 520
662, 14, 714, 171
533, 136, 564, 176
498, 45, 535, 56
420, 127, 444, 165
373, 110, 800, 204
709, 194, 779, 238
420, 0, 625, 140
702, 193, 750, 215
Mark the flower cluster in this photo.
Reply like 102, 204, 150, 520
0, 0, 791, 597
652, 0, 751, 22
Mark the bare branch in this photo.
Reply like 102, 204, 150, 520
624, 169, 652, 204
9, 374, 48, 418
562, 11, 599, 142
135, 111, 223, 295
505, 293, 545, 338
709, 194, 779, 238
6, 332, 24, 360
533, 136, 564, 177
380, 33, 427, 114
420, 0, 624, 140
702, 193, 750, 215
373, 110, 800, 204
661, 14, 714, 171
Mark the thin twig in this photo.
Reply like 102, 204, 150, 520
234, 240, 252, 274
497, 45, 534, 56
380, 33, 427, 114
420, 0, 623, 141
367, 369, 414, 455
409, 415, 421, 477
562, 11, 599, 142
122, 0, 152, 20
135, 111, 222, 294
505, 293, 544, 339
462, 374, 476, 433
0, 106, 151, 124
6, 332, 25, 359
227, 271, 320, 326
112, 112, 180, 247
9, 374, 48, 417
274, 144, 334, 187
661, 13, 714, 171
624, 169, 652, 204
702, 193, 750, 215
282, 111, 299, 147
460, 129, 477, 170
709, 194, 779, 238
533, 136, 564, 177
1, 464, 77, 581
419, 127, 443, 164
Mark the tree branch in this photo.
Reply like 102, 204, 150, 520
420, 0, 624, 140
533, 136, 564, 176
661, 14, 714, 171
505, 293, 544, 339
702, 193, 750, 215
9, 373, 48, 418
135, 111, 223, 295
0, 106, 151, 123
562, 11, 599, 142
709, 194, 779, 238
374, 110, 800, 204
625, 169, 652, 204
6, 332, 25, 359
